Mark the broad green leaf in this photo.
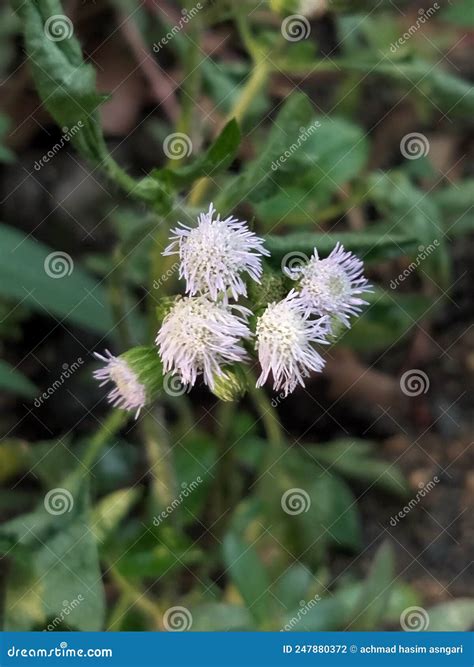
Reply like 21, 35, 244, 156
153, 119, 241, 188
273, 564, 314, 613
369, 172, 450, 286
0, 476, 105, 631
0, 359, 37, 398
265, 224, 418, 265
0, 224, 115, 333
13, 0, 108, 164
349, 541, 395, 630
427, 599, 474, 631
222, 533, 272, 626
309, 439, 410, 497
222, 93, 315, 207
441, 0, 474, 26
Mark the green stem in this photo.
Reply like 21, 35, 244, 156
81, 410, 128, 474
188, 58, 270, 207
108, 565, 163, 630
142, 412, 177, 515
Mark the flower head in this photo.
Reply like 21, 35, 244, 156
255, 291, 328, 396
93, 350, 147, 418
156, 296, 251, 389
289, 243, 371, 327
163, 203, 269, 301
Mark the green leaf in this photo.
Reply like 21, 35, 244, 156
369, 172, 450, 286
13, 0, 108, 164
265, 224, 418, 266
427, 599, 474, 631
153, 119, 241, 188
222, 93, 315, 207
273, 564, 313, 613
0, 359, 37, 398
0, 476, 105, 631
222, 533, 272, 626
309, 439, 410, 497
349, 541, 395, 630
0, 224, 115, 333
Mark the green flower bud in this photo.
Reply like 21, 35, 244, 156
211, 366, 248, 402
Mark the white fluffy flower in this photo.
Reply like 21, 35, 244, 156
163, 203, 269, 300
289, 243, 371, 327
255, 291, 327, 396
93, 350, 146, 418
156, 296, 251, 388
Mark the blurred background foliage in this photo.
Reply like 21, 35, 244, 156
0, 0, 473, 632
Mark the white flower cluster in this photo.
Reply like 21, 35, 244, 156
156, 204, 371, 397
93, 204, 371, 414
